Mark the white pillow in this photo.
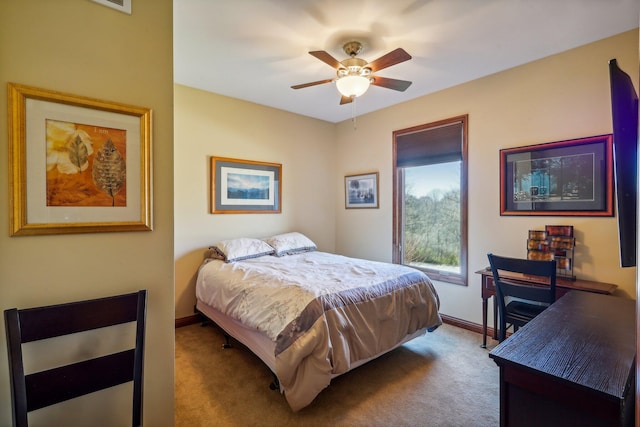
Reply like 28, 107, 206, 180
263, 232, 317, 257
210, 237, 274, 262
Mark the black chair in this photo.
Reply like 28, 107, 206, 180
4, 290, 146, 427
487, 254, 556, 342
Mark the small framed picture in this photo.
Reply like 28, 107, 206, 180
90, 0, 132, 14
345, 172, 379, 209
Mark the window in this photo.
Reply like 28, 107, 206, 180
392, 115, 468, 285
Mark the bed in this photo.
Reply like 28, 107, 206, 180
195, 232, 442, 411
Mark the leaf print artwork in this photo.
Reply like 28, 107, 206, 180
46, 120, 127, 207
92, 139, 126, 206
46, 119, 93, 174
68, 135, 90, 172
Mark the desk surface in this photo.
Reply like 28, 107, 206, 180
489, 291, 635, 400
476, 268, 618, 294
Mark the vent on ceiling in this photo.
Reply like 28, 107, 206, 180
90, 0, 131, 14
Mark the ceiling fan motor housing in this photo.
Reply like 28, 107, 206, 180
342, 41, 363, 57
337, 57, 371, 78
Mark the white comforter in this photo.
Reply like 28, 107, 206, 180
196, 251, 435, 340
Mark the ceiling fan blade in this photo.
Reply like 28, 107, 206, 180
309, 50, 342, 69
371, 76, 412, 92
291, 79, 334, 89
339, 95, 353, 105
366, 48, 411, 72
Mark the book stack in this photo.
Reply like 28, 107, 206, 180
527, 225, 575, 280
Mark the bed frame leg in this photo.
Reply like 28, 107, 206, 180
194, 304, 281, 392
269, 372, 280, 391
194, 305, 234, 348
222, 334, 232, 349
194, 306, 212, 327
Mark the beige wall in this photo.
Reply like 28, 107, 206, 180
174, 85, 336, 318
0, 1, 174, 426
334, 30, 639, 325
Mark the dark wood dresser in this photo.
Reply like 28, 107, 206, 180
489, 291, 635, 427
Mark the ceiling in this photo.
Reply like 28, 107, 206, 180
174, 0, 639, 124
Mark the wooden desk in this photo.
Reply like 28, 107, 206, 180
476, 269, 617, 348
489, 291, 635, 427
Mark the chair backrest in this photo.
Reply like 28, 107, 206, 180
487, 253, 556, 304
4, 290, 147, 427
487, 254, 556, 342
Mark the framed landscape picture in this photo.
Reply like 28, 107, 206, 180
500, 135, 613, 216
345, 172, 379, 209
211, 157, 281, 214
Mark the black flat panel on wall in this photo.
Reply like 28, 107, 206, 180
609, 58, 638, 268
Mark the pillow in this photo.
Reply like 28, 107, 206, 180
210, 237, 275, 262
263, 232, 317, 257
205, 247, 226, 261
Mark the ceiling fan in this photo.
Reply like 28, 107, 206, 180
291, 41, 412, 105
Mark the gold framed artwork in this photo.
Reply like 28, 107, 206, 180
211, 157, 282, 214
8, 83, 152, 236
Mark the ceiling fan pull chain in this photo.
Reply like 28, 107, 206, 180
352, 96, 357, 130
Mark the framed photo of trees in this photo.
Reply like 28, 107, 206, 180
500, 135, 613, 216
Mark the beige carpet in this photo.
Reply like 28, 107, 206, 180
175, 322, 500, 427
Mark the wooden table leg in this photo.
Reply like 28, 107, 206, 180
492, 295, 498, 341
482, 297, 488, 348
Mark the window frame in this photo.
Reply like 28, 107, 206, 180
392, 115, 469, 286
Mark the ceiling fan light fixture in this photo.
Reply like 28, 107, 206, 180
292, 43, 412, 106
336, 75, 371, 98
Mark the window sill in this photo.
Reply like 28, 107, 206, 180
409, 266, 467, 286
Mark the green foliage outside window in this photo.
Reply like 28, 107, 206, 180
403, 189, 460, 267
